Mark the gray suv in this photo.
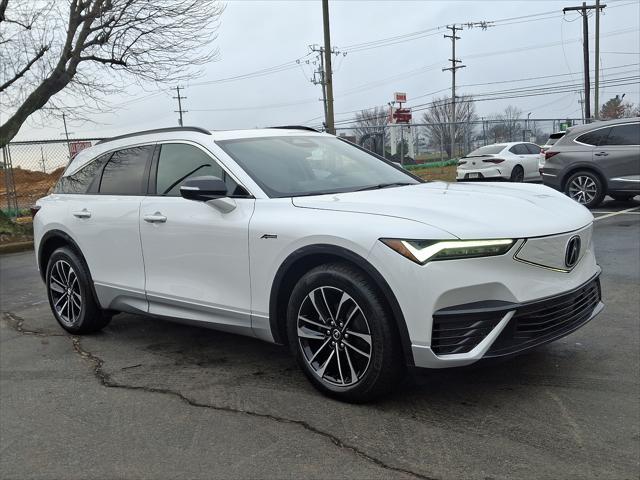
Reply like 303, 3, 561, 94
541, 117, 639, 208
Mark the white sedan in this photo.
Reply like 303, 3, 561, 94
457, 142, 542, 182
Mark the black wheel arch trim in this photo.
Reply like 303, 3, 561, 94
38, 229, 101, 307
268, 243, 415, 366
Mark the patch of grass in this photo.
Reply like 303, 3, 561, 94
412, 164, 457, 182
0, 210, 33, 245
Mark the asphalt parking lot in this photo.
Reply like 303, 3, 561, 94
1, 198, 639, 480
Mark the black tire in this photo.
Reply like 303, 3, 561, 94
286, 262, 405, 403
46, 246, 111, 334
610, 193, 636, 202
564, 170, 605, 209
510, 165, 524, 182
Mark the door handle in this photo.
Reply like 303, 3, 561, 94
72, 209, 91, 219
594, 152, 609, 157
143, 212, 167, 223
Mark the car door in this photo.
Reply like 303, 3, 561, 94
508, 143, 536, 179
139, 142, 256, 334
68, 145, 153, 312
524, 143, 543, 180
594, 123, 640, 191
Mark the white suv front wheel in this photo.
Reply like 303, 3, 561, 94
286, 262, 405, 403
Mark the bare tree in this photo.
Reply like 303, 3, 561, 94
351, 106, 389, 153
0, 0, 224, 147
421, 96, 476, 158
487, 105, 523, 143
600, 95, 640, 120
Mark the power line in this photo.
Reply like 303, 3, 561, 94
321, 74, 639, 128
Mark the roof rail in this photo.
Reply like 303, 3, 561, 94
96, 126, 211, 145
269, 125, 320, 133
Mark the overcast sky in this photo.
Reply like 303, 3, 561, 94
14, 0, 640, 140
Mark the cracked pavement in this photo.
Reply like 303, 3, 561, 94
1, 201, 639, 479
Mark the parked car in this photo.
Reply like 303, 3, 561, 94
538, 131, 566, 170
541, 118, 640, 208
457, 142, 542, 182
33, 126, 603, 402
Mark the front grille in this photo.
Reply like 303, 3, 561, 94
486, 278, 601, 357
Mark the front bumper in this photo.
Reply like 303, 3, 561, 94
367, 229, 602, 369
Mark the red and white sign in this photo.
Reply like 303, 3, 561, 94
393, 108, 412, 124
69, 141, 92, 157
394, 92, 407, 103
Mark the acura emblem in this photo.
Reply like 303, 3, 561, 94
565, 235, 581, 268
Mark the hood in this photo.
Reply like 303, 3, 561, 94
291, 182, 593, 239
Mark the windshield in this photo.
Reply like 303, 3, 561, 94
217, 136, 419, 198
466, 144, 506, 156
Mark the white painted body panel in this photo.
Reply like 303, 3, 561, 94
291, 182, 593, 239
139, 196, 255, 332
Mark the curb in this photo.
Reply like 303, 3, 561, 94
0, 241, 34, 255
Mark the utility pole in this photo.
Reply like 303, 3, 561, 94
441, 22, 491, 159
563, 2, 606, 122
310, 45, 329, 129
62, 112, 71, 159
40, 146, 46, 173
594, 0, 606, 119
322, 0, 335, 134
443, 25, 464, 160
309, 43, 344, 132
578, 89, 585, 122
173, 86, 187, 126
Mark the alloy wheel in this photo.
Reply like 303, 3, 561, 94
49, 260, 82, 327
568, 175, 597, 205
297, 286, 372, 387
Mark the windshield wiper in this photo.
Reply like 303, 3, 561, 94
354, 182, 415, 192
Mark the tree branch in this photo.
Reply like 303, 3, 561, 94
0, 45, 49, 93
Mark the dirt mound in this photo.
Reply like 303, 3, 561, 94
0, 167, 65, 209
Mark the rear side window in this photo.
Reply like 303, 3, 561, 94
54, 153, 111, 194
576, 128, 611, 146
525, 143, 541, 154
155, 143, 240, 196
601, 123, 640, 146
99, 145, 153, 195
509, 144, 529, 155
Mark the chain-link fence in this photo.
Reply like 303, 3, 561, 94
1, 119, 585, 216
1, 138, 102, 216
336, 118, 585, 164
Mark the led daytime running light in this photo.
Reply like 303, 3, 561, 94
381, 238, 514, 264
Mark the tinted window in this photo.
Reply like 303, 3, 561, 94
576, 127, 611, 146
525, 143, 541, 154
54, 153, 111, 194
509, 144, 529, 155
467, 144, 506, 156
217, 136, 418, 198
546, 132, 565, 146
601, 123, 640, 146
155, 143, 240, 196
99, 145, 153, 195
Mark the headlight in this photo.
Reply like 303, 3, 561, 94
380, 238, 515, 265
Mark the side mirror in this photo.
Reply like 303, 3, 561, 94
180, 176, 227, 201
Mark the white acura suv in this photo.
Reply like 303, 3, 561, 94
33, 126, 603, 402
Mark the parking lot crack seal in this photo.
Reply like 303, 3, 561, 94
2, 311, 435, 480
2, 312, 66, 337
